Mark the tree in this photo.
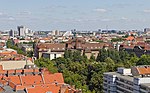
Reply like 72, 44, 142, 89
64, 50, 73, 59
128, 56, 139, 66
90, 54, 96, 61
119, 50, 129, 63
136, 55, 150, 65
105, 57, 115, 71
33, 47, 139, 92
34, 58, 58, 73
97, 49, 121, 63
64, 50, 70, 59
72, 51, 82, 62
6, 39, 26, 55
96, 49, 108, 62
111, 38, 123, 42
27, 51, 33, 57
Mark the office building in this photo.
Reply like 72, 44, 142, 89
144, 28, 150, 32
52, 30, 60, 36
103, 66, 150, 93
18, 26, 33, 37
18, 26, 26, 36
9, 29, 14, 37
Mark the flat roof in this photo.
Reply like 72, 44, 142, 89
141, 83, 150, 89
104, 72, 133, 82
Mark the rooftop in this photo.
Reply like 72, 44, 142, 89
0, 68, 80, 93
104, 72, 133, 82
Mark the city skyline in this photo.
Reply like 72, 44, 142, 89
0, 0, 150, 31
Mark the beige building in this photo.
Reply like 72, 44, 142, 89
0, 60, 34, 70
42, 52, 64, 60
35, 43, 65, 59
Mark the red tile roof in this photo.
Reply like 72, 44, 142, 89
126, 36, 135, 41
37, 43, 65, 50
122, 45, 135, 49
27, 84, 60, 93
21, 75, 43, 85
0, 70, 7, 75
136, 66, 150, 75
23, 69, 34, 73
0, 68, 79, 93
7, 70, 15, 74
6, 76, 21, 85
44, 73, 64, 84
135, 37, 144, 42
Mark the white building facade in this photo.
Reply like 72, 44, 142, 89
103, 66, 150, 93
18, 26, 33, 37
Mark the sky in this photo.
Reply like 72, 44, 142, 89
0, 0, 150, 31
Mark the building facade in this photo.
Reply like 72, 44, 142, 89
18, 26, 33, 37
9, 29, 14, 37
103, 66, 150, 93
18, 26, 26, 36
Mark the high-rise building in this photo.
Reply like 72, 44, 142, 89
9, 29, 14, 37
144, 28, 150, 32
52, 30, 60, 36
18, 26, 33, 37
18, 26, 26, 36
103, 66, 150, 93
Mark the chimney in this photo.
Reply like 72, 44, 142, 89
6, 70, 9, 77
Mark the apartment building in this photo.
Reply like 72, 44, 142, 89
42, 52, 64, 60
103, 66, 150, 93
66, 37, 110, 59
18, 26, 33, 37
119, 42, 150, 57
34, 43, 65, 59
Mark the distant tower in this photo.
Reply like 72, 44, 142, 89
98, 29, 101, 32
17, 26, 32, 37
18, 26, 26, 36
144, 28, 150, 33
71, 29, 77, 38
9, 29, 14, 37
52, 30, 60, 36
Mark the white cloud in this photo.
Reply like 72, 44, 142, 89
93, 8, 107, 12
121, 17, 128, 20
0, 12, 3, 16
101, 18, 111, 22
76, 19, 82, 22
8, 17, 15, 21
143, 9, 150, 13
18, 11, 31, 15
